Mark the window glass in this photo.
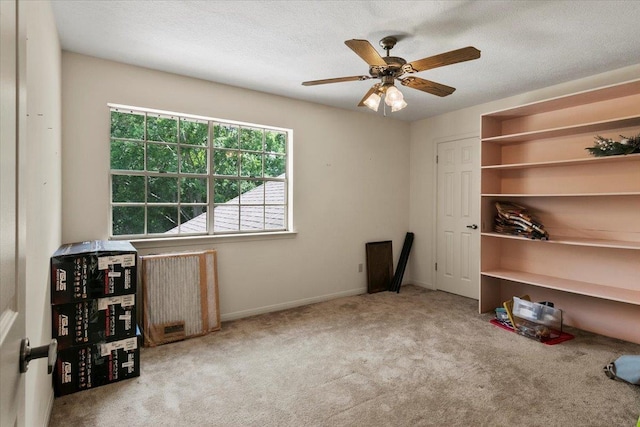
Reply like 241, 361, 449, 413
111, 140, 144, 171
148, 206, 178, 233
240, 127, 263, 151
148, 176, 178, 203
265, 130, 286, 154
111, 111, 144, 140
112, 206, 145, 236
213, 150, 238, 176
112, 175, 145, 203
265, 154, 285, 178
179, 118, 208, 146
147, 115, 177, 143
180, 146, 208, 174
213, 124, 238, 149
240, 152, 262, 177
147, 143, 178, 173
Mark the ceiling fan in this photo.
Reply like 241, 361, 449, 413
302, 36, 480, 113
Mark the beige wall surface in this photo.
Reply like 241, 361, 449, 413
407, 64, 640, 291
25, 1, 62, 426
61, 52, 411, 319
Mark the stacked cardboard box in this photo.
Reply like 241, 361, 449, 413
50, 240, 140, 396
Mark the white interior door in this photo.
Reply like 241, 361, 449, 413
436, 137, 480, 299
1, 0, 26, 425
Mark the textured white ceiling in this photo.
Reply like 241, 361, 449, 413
51, 0, 640, 122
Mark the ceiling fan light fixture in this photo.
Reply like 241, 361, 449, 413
390, 99, 408, 112
384, 85, 404, 106
363, 92, 382, 111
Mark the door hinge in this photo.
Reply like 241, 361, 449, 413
435, 262, 438, 271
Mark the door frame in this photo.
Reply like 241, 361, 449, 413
0, 0, 28, 424
431, 132, 480, 295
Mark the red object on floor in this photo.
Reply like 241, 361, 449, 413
490, 319, 574, 345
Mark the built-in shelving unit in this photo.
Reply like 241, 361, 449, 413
480, 78, 640, 344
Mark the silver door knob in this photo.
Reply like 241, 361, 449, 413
466, 224, 478, 229
20, 338, 57, 374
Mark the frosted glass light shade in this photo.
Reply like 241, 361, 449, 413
391, 99, 408, 112
384, 86, 403, 106
363, 92, 381, 111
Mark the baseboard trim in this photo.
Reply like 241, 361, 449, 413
221, 287, 367, 322
407, 279, 435, 290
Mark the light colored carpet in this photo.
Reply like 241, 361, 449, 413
49, 285, 640, 426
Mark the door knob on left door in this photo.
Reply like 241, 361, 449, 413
19, 338, 57, 374
466, 224, 478, 229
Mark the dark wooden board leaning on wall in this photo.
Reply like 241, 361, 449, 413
366, 241, 393, 293
390, 232, 414, 293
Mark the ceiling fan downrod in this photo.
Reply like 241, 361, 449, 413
379, 36, 397, 56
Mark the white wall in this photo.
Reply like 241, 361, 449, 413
25, 1, 61, 426
61, 53, 411, 319
407, 64, 640, 290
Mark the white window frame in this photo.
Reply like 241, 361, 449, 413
108, 104, 292, 239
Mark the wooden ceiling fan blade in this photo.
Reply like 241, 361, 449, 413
400, 76, 456, 97
344, 39, 387, 67
302, 75, 371, 86
357, 83, 381, 106
404, 46, 480, 73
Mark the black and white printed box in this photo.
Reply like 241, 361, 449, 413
52, 294, 136, 350
51, 240, 137, 305
53, 334, 140, 397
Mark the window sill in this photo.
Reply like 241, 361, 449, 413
126, 230, 298, 250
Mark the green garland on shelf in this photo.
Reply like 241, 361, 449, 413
585, 133, 640, 157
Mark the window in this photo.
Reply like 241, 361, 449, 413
110, 106, 290, 238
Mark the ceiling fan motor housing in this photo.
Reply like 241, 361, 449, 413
369, 56, 406, 78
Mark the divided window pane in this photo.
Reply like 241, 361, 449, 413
147, 143, 178, 173
180, 146, 208, 174
213, 124, 239, 149
111, 111, 145, 140
148, 206, 178, 233
147, 115, 177, 143
111, 140, 144, 171
240, 152, 262, 177
240, 127, 263, 151
112, 175, 145, 203
213, 150, 239, 176
179, 118, 208, 146
265, 130, 286, 154
112, 206, 145, 236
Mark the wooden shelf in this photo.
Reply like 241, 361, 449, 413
481, 115, 640, 144
482, 153, 640, 170
481, 232, 640, 250
481, 269, 640, 305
